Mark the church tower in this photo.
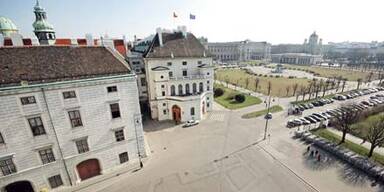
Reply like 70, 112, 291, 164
33, 0, 56, 45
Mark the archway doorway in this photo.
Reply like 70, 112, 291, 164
76, 159, 101, 181
5, 181, 34, 192
172, 105, 181, 123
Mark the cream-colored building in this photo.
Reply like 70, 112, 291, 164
133, 27, 214, 123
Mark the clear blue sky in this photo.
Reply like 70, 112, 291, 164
1, 0, 384, 44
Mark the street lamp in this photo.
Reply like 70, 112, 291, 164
134, 113, 144, 169
264, 82, 272, 140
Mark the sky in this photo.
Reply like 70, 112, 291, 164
1, 0, 383, 44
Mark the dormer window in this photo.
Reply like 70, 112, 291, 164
182, 61, 187, 66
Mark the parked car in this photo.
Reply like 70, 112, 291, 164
309, 115, 321, 122
183, 120, 199, 127
304, 116, 316, 123
361, 101, 374, 107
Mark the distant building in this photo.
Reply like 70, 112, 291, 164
32, 0, 56, 45
271, 53, 322, 65
271, 32, 323, 55
204, 40, 271, 62
128, 27, 214, 123
0, 46, 145, 192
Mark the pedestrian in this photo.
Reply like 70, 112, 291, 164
317, 154, 321, 162
307, 146, 310, 152
315, 150, 318, 156
310, 150, 314, 157
361, 138, 366, 145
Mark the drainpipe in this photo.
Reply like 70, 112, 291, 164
41, 88, 73, 186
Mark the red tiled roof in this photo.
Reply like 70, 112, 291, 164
0, 46, 131, 88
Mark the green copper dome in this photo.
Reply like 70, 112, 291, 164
33, 20, 54, 32
0, 16, 18, 37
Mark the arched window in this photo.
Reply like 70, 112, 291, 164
192, 83, 197, 93
186, 84, 190, 95
178, 84, 183, 95
171, 85, 176, 96
199, 82, 204, 93
190, 107, 195, 116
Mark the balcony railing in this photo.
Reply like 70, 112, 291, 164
169, 75, 209, 81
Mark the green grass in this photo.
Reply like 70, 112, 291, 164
241, 105, 283, 119
214, 84, 262, 109
267, 63, 377, 81
216, 69, 311, 97
351, 113, 384, 139
311, 128, 384, 165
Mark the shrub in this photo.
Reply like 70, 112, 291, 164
259, 74, 263, 76
214, 88, 224, 97
264, 74, 268, 77
234, 94, 246, 103
275, 75, 280, 78
288, 76, 295, 79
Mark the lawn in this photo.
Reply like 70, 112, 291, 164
351, 113, 384, 139
241, 105, 283, 119
267, 64, 377, 81
214, 84, 262, 109
311, 128, 384, 165
215, 69, 311, 97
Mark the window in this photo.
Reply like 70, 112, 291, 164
63, 91, 76, 99
190, 107, 195, 116
162, 91, 165, 96
48, 175, 63, 189
0, 132, 4, 144
141, 78, 146, 86
182, 61, 187, 65
110, 103, 121, 119
193, 83, 197, 93
163, 110, 167, 115
20, 96, 36, 105
132, 61, 140, 65
161, 84, 165, 88
28, 117, 46, 136
163, 103, 166, 106
135, 68, 141, 73
167, 62, 172, 66
75, 139, 89, 154
0, 157, 16, 176
186, 84, 190, 94
39, 148, 55, 164
207, 85, 210, 91
119, 152, 129, 164
182, 70, 187, 77
169, 71, 173, 78
68, 110, 83, 128
171, 85, 176, 96
199, 82, 204, 92
198, 61, 202, 64
178, 84, 183, 95
114, 130, 125, 142
107, 86, 118, 93
207, 102, 210, 108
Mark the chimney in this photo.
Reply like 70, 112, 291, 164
156, 28, 163, 47
0, 34, 3, 47
10, 33, 23, 46
85, 33, 94, 46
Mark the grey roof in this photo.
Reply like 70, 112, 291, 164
145, 32, 212, 58
0, 46, 131, 88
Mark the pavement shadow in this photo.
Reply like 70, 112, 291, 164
338, 163, 374, 187
302, 146, 337, 171
143, 119, 178, 132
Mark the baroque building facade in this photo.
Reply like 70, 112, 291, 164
0, 46, 145, 192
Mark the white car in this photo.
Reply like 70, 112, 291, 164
183, 120, 200, 127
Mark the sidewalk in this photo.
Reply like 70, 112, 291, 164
327, 128, 384, 156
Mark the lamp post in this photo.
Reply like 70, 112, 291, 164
134, 114, 143, 169
263, 82, 272, 140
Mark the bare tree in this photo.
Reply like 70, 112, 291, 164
341, 78, 347, 93
357, 78, 363, 90
366, 116, 384, 157
285, 86, 290, 96
315, 80, 323, 98
292, 83, 299, 96
336, 76, 342, 92
245, 78, 250, 89
322, 80, 330, 97
366, 71, 374, 83
254, 78, 260, 92
225, 76, 229, 88
331, 104, 361, 144
301, 86, 307, 101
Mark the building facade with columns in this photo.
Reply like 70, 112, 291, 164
204, 40, 271, 63
271, 53, 322, 65
0, 46, 145, 192
129, 27, 214, 123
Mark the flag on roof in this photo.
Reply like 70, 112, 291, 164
190, 14, 196, 20
173, 12, 178, 18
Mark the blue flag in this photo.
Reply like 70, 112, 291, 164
190, 14, 196, 20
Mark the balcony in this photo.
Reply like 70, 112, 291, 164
169, 74, 210, 81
